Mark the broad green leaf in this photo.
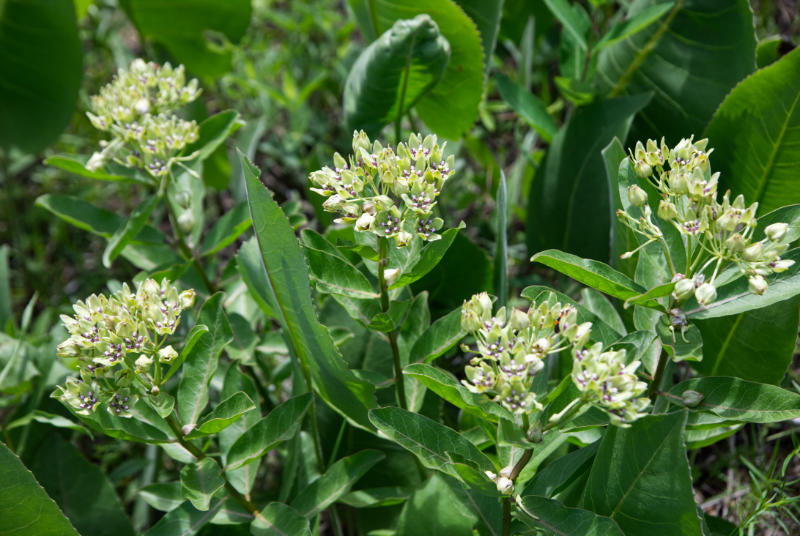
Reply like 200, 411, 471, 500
371, 0, 485, 139
290, 450, 385, 517
179, 459, 224, 512
668, 377, 800, 423
59, 396, 171, 443
693, 296, 800, 384
530, 249, 646, 300
494, 172, 509, 307
241, 152, 377, 430
218, 365, 262, 496
495, 73, 557, 142
163, 324, 209, 383
543, 0, 588, 51
754, 204, 800, 244
6, 410, 90, 436
200, 202, 251, 256
396, 474, 476, 536
235, 238, 276, 318
657, 321, 702, 362
177, 294, 233, 427
45, 154, 152, 184
143, 499, 225, 536
705, 47, 800, 214
391, 223, 465, 288
102, 195, 160, 268
303, 232, 379, 299
139, 482, 184, 512
593, 2, 674, 52
597, 0, 756, 142
523, 441, 598, 498
28, 434, 133, 536
339, 487, 412, 508
186, 391, 256, 438
0, 0, 82, 153
369, 407, 495, 482
452, 0, 503, 77
182, 110, 242, 162
126, 0, 251, 79
409, 305, 465, 363
624, 281, 675, 309
516, 496, 623, 535
526, 94, 651, 261
0, 441, 80, 536
581, 411, 703, 535
344, 15, 450, 136
226, 393, 312, 471
367, 299, 411, 332
251, 503, 310, 536
603, 137, 638, 276
580, 288, 626, 336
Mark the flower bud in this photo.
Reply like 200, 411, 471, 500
395, 231, 413, 247
765, 222, 788, 242
672, 278, 695, 301
158, 345, 178, 363
178, 211, 194, 234
510, 309, 530, 330
383, 268, 401, 287
694, 283, 717, 306
179, 289, 196, 309
634, 161, 652, 178
657, 200, 679, 221
748, 274, 768, 295
355, 212, 374, 231
86, 151, 107, 171
135, 354, 153, 372
496, 476, 513, 495
725, 233, 746, 254
134, 98, 150, 114
770, 259, 794, 272
627, 185, 648, 207
175, 191, 191, 209
681, 390, 704, 408
743, 242, 763, 262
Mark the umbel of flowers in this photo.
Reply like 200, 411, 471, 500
460, 292, 649, 425
86, 59, 201, 178
53, 279, 195, 417
619, 136, 794, 306
309, 130, 455, 246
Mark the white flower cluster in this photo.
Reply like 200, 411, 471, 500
620, 136, 794, 305
86, 59, 201, 178
460, 292, 590, 415
54, 279, 195, 417
309, 131, 455, 246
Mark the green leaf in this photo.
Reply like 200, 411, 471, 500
657, 321, 703, 362
186, 391, 256, 438
495, 74, 557, 142
452, 0, 503, 77
371, 0, 485, 139
45, 154, 153, 184
28, 434, 133, 536
543, 0, 588, 51
523, 441, 598, 498
6, 410, 90, 436
668, 377, 800, 423
367, 299, 411, 332
236, 238, 276, 318
516, 496, 623, 535
0, 441, 80, 536
0, 245, 9, 331
494, 172, 509, 307
526, 95, 651, 261
241, 152, 377, 430
593, 2, 674, 52
179, 458, 225, 512
226, 393, 312, 471
163, 324, 209, 383
0, 0, 82, 153
597, 0, 755, 142
624, 281, 675, 309
251, 503, 310, 536
126, 0, 252, 79
303, 232, 380, 299
530, 249, 646, 300
391, 223, 464, 288
581, 411, 703, 535
368, 407, 495, 482
143, 499, 225, 536
754, 204, 800, 244
218, 365, 262, 496
290, 450, 385, 518
396, 474, 476, 536
409, 305, 465, 363
139, 482, 184, 512
177, 294, 232, 428
102, 195, 160, 268
339, 487, 412, 508
182, 110, 242, 162
692, 296, 800, 384
580, 288, 626, 336
200, 202, 251, 256
705, 46, 800, 214
603, 137, 638, 276
344, 15, 450, 136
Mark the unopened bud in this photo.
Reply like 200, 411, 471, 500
743, 242, 763, 262
681, 390, 704, 408
657, 200, 679, 221
174, 191, 191, 209
510, 309, 530, 330
355, 212, 374, 231
748, 275, 768, 295
86, 151, 107, 172
765, 222, 788, 242
673, 278, 695, 301
627, 185, 648, 207
695, 283, 717, 306
178, 211, 194, 234
158, 345, 178, 363
383, 268, 401, 286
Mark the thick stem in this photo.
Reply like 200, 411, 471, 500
502, 497, 511, 536
377, 237, 408, 409
510, 449, 534, 481
648, 348, 669, 403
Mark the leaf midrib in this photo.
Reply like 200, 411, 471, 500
752, 89, 800, 207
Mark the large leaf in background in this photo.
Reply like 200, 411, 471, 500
27, 434, 133, 536
596, 0, 755, 143
496, 74, 557, 142
0, 442, 79, 536
396, 475, 476, 536
370, 0, 485, 139
126, 0, 251, 79
581, 411, 703, 535
344, 15, 450, 137
692, 296, 800, 384
144, 500, 224, 536
251, 503, 310, 536
705, 47, 800, 214
180, 459, 224, 511
516, 496, 623, 535
452, 0, 503, 77
602, 138, 638, 275
526, 94, 651, 261
0, 0, 82, 153
240, 151, 376, 431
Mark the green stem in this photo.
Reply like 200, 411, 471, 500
658, 236, 677, 276
648, 348, 669, 403
502, 497, 511, 536
377, 237, 407, 410
163, 191, 217, 294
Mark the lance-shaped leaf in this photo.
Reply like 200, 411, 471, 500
543, 0, 588, 51
241, 152, 376, 430
200, 202, 251, 256
251, 503, 310, 536
409, 305, 465, 363
186, 391, 255, 438
302, 231, 379, 299
344, 15, 450, 136
496, 74, 557, 142
516, 496, 623, 536
177, 294, 233, 428
226, 393, 312, 470
593, 2, 674, 52
581, 411, 703, 535
391, 223, 465, 289
46, 154, 152, 184
180, 458, 224, 511
668, 377, 800, 423
182, 110, 242, 163
0, 441, 80, 536
494, 172, 509, 307
139, 482, 184, 512
290, 450, 385, 518
102, 195, 160, 268
706, 47, 800, 214
369, 407, 495, 482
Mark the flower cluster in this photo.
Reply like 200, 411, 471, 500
53, 279, 195, 417
309, 131, 455, 246
619, 136, 794, 305
571, 343, 649, 426
86, 59, 201, 178
460, 292, 590, 415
